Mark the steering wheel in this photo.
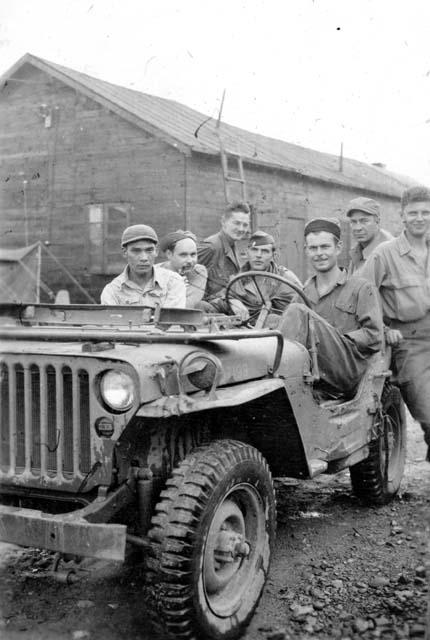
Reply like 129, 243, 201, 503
225, 270, 312, 329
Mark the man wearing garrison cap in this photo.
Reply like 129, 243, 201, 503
362, 186, 430, 461
158, 230, 207, 307
346, 197, 393, 276
100, 224, 186, 307
208, 230, 302, 323
279, 217, 383, 396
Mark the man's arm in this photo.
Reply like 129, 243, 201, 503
186, 264, 208, 307
272, 268, 303, 311
344, 281, 383, 352
361, 251, 403, 346
197, 242, 216, 268
100, 284, 118, 305
164, 272, 187, 308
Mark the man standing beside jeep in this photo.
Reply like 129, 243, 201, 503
280, 218, 383, 396
198, 201, 250, 300
362, 186, 430, 461
346, 196, 393, 276
101, 224, 186, 307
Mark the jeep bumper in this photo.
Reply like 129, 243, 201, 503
0, 504, 127, 561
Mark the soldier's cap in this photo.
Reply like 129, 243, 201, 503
159, 230, 197, 253
121, 224, 158, 247
346, 197, 380, 219
304, 217, 341, 239
248, 230, 275, 248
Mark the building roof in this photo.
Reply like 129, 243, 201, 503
0, 53, 421, 197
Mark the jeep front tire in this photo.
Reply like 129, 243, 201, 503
145, 439, 276, 640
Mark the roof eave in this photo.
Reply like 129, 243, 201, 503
189, 148, 403, 199
0, 54, 192, 156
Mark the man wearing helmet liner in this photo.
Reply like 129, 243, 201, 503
100, 224, 186, 307
158, 230, 207, 308
362, 186, 430, 461
346, 196, 393, 276
279, 217, 383, 396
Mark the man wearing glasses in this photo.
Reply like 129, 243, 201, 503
362, 186, 430, 461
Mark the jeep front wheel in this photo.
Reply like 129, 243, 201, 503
145, 439, 276, 640
350, 384, 406, 505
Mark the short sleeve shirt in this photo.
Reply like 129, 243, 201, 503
100, 264, 186, 308
361, 231, 430, 323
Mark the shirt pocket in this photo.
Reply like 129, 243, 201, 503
385, 274, 422, 290
123, 293, 142, 305
334, 297, 357, 315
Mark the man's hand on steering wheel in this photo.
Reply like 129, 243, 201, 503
225, 271, 311, 329
229, 298, 250, 322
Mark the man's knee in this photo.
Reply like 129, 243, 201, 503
279, 302, 310, 339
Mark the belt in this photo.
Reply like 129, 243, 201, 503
389, 313, 430, 337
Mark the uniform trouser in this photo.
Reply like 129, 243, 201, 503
279, 303, 369, 395
390, 320, 430, 449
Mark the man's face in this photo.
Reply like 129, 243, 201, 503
166, 238, 197, 274
246, 243, 274, 271
349, 211, 379, 246
221, 211, 250, 241
123, 240, 158, 276
305, 231, 342, 273
401, 201, 430, 238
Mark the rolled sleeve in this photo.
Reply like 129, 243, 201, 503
345, 281, 383, 353
100, 284, 118, 305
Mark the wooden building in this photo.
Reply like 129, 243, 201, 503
0, 54, 418, 301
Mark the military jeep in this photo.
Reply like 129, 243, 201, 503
0, 274, 406, 640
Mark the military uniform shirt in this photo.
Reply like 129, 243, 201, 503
303, 269, 382, 353
361, 231, 430, 323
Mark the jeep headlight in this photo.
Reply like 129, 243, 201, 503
100, 370, 135, 412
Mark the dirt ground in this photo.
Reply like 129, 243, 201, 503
0, 417, 428, 640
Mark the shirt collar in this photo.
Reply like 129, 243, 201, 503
397, 230, 430, 257
350, 228, 393, 261
305, 268, 348, 302
119, 264, 171, 290
220, 230, 235, 246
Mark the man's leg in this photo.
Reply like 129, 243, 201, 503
392, 337, 430, 461
279, 303, 368, 395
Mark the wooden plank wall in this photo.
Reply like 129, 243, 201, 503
0, 64, 186, 300
0, 63, 404, 298
186, 153, 403, 281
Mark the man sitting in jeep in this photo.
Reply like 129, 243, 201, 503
279, 218, 383, 396
207, 230, 302, 324
100, 224, 186, 307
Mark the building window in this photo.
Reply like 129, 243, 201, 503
88, 203, 131, 274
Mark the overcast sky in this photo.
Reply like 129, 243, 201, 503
1, 0, 429, 185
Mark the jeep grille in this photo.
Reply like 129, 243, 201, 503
0, 357, 91, 482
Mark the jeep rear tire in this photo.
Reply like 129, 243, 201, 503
145, 439, 276, 640
350, 385, 406, 505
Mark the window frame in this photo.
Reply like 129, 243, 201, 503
87, 202, 131, 274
